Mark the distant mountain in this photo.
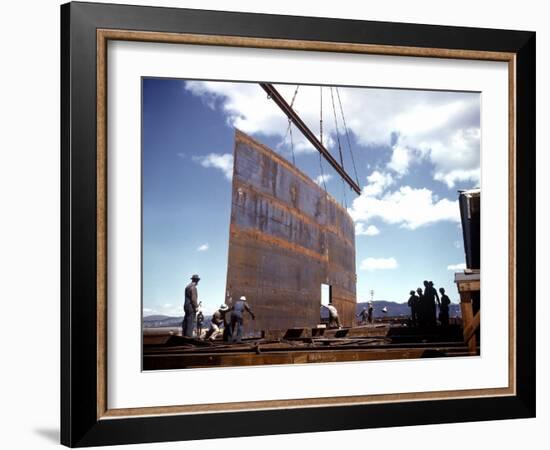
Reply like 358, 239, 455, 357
143, 315, 182, 328
144, 300, 461, 328
356, 301, 409, 317
356, 301, 461, 318
143, 314, 211, 328
143, 315, 174, 321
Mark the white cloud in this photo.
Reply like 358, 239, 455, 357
192, 153, 233, 180
314, 173, 333, 185
454, 240, 462, 249
355, 223, 380, 236
447, 263, 467, 271
197, 243, 209, 252
184, 81, 480, 187
364, 170, 394, 197
143, 308, 153, 313
360, 257, 398, 271
349, 179, 460, 230
388, 144, 414, 175
434, 168, 480, 189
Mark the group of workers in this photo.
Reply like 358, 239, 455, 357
182, 274, 451, 340
407, 280, 451, 327
182, 274, 255, 343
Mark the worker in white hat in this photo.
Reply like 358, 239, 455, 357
230, 296, 255, 343
204, 304, 229, 341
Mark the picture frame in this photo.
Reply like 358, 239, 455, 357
61, 1, 536, 447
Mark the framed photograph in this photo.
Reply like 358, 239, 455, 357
61, 1, 536, 447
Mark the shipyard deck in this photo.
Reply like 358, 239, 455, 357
143, 323, 478, 370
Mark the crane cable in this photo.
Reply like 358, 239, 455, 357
330, 87, 347, 208
281, 85, 300, 165
288, 119, 295, 166
318, 86, 327, 193
335, 87, 360, 189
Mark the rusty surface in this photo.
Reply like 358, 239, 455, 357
142, 323, 472, 370
143, 345, 475, 370
225, 130, 357, 335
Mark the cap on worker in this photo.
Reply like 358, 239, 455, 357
191, 274, 200, 281
219, 304, 229, 311
239, 296, 246, 301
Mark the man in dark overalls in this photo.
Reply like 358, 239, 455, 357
416, 287, 425, 326
230, 296, 255, 343
438, 287, 451, 326
423, 280, 440, 326
367, 302, 374, 324
222, 297, 233, 342
407, 290, 420, 326
182, 274, 200, 337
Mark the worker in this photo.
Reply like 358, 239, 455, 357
196, 307, 204, 339
182, 274, 200, 337
367, 302, 374, 324
205, 304, 229, 341
322, 303, 342, 329
438, 287, 451, 326
230, 296, 255, 343
222, 296, 233, 342
416, 287, 425, 326
357, 306, 369, 325
407, 290, 419, 326
423, 280, 440, 326
431, 281, 441, 324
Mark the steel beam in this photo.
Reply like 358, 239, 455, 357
260, 83, 361, 195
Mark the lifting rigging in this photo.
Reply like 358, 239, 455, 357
259, 82, 361, 195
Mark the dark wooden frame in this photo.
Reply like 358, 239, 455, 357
61, 1, 536, 447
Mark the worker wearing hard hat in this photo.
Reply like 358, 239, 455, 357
205, 304, 229, 341
230, 296, 255, 343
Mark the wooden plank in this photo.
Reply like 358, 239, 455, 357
463, 311, 480, 343
143, 346, 472, 370
459, 292, 478, 353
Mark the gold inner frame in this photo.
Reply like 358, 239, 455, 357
96, 29, 517, 420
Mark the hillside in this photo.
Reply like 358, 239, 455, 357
144, 300, 461, 328
356, 301, 461, 318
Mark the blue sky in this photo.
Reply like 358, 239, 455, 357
142, 78, 480, 317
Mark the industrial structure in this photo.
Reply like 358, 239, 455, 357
454, 189, 481, 353
225, 130, 357, 335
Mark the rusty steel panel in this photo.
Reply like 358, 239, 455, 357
225, 130, 356, 334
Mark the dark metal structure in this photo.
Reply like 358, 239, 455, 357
225, 130, 357, 334
458, 189, 481, 269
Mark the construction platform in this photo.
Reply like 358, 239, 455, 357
143, 323, 478, 371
